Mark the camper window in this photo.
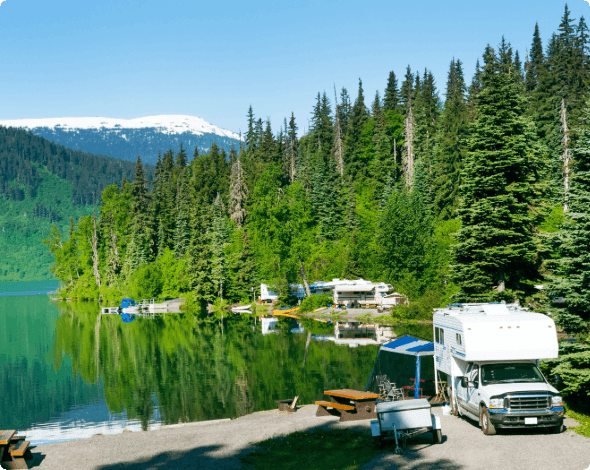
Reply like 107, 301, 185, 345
456, 333, 462, 345
435, 327, 444, 345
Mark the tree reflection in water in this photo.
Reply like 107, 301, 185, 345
53, 302, 379, 427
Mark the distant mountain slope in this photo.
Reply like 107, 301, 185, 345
0, 115, 242, 165
0, 126, 152, 281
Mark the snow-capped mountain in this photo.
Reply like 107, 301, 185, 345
0, 115, 242, 165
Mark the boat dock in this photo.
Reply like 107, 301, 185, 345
101, 298, 185, 316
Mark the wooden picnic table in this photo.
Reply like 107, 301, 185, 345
0, 430, 34, 469
315, 389, 380, 421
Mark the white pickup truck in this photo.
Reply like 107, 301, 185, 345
433, 302, 565, 435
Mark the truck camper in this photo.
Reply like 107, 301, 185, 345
433, 302, 564, 435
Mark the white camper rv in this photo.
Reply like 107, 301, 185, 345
433, 302, 564, 435
260, 284, 279, 303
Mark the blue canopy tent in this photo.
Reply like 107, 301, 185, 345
365, 335, 435, 399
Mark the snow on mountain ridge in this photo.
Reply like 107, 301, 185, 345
0, 115, 241, 140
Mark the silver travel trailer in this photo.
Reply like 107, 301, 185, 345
433, 302, 564, 435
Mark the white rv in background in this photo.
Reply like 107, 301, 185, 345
259, 284, 279, 303
433, 302, 564, 435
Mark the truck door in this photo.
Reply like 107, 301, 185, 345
456, 363, 472, 411
466, 365, 481, 415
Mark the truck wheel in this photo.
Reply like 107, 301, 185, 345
432, 429, 443, 444
481, 408, 496, 436
552, 423, 564, 434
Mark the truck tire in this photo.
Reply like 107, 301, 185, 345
552, 423, 564, 434
481, 408, 496, 436
432, 429, 443, 444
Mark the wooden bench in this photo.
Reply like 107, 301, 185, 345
315, 401, 355, 411
0, 430, 34, 470
316, 389, 380, 421
0, 430, 15, 462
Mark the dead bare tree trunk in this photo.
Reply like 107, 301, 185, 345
560, 98, 571, 213
299, 257, 311, 297
302, 331, 312, 367
403, 105, 415, 188
333, 114, 344, 176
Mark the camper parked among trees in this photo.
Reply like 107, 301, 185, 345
433, 302, 564, 435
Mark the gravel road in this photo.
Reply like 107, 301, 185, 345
24, 405, 590, 470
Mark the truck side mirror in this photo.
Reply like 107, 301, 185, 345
460, 377, 468, 388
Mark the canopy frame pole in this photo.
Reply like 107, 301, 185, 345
434, 355, 438, 400
415, 355, 421, 399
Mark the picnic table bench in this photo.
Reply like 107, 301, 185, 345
315, 389, 380, 421
0, 430, 34, 469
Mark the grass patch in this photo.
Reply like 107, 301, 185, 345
240, 429, 379, 470
566, 406, 590, 438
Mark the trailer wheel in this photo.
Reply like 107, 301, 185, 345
432, 429, 443, 444
373, 436, 383, 449
481, 408, 496, 436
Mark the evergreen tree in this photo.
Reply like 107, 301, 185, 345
451, 45, 541, 301
549, 100, 590, 330
176, 143, 188, 169
173, 178, 190, 257
383, 71, 400, 112
187, 202, 215, 310
467, 58, 483, 109
310, 92, 334, 164
229, 153, 248, 227
211, 194, 229, 299
245, 106, 256, 151
400, 66, 414, 114
337, 87, 352, 136
433, 59, 469, 219
344, 79, 369, 179
525, 23, 545, 92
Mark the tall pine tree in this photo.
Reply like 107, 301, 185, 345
451, 44, 542, 301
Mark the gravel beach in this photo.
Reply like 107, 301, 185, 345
19, 405, 590, 470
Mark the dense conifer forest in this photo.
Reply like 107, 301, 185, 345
0, 126, 153, 280
45, 5, 590, 339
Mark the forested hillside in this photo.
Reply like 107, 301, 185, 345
47, 5, 589, 339
0, 127, 153, 280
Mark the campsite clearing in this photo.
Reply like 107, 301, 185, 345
28, 404, 590, 470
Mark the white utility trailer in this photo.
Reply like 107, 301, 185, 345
370, 399, 442, 452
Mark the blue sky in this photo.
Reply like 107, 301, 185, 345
0, 0, 588, 136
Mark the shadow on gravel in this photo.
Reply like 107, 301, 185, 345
94, 444, 245, 470
91, 419, 459, 470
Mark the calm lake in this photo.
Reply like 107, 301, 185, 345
0, 282, 381, 445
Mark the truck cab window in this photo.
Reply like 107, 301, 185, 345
481, 363, 545, 385
470, 367, 479, 388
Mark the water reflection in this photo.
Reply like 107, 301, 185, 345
52, 302, 379, 431
0, 293, 100, 436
